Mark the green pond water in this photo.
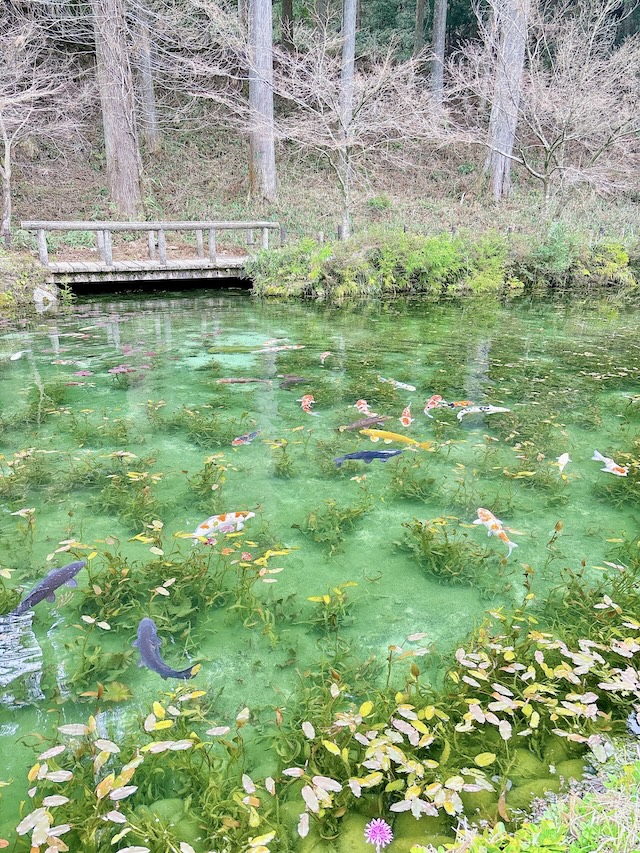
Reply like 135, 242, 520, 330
0, 290, 638, 848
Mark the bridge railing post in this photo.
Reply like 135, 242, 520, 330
196, 229, 205, 258
148, 230, 157, 260
103, 230, 114, 266
261, 227, 269, 249
37, 229, 49, 266
208, 229, 217, 263
157, 229, 167, 265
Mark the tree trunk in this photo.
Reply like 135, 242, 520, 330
485, 0, 530, 200
1, 140, 11, 248
339, 0, 357, 238
315, 0, 328, 30
248, 0, 277, 203
413, 0, 426, 57
281, 0, 294, 50
92, 0, 143, 217
430, 0, 448, 104
132, 4, 160, 153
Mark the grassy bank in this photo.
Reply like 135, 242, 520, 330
247, 226, 639, 300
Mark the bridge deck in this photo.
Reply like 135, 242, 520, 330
43, 256, 248, 285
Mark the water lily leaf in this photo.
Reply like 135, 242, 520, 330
474, 752, 496, 767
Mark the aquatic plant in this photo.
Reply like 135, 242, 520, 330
306, 582, 359, 634
95, 470, 163, 530
270, 439, 297, 478
185, 453, 229, 508
388, 458, 437, 502
300, 496, 372, 555
398, 518, 501, 590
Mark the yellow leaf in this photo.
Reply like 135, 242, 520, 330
153, 702, 165, 719
307, 596, 324, 603
323, 595, 331, 604
95, 773, 115, 800
359, 701, 373, 718
474, 752, 496, 767
87, 551, 98, 560
153, 720, 174, 730
322, 740, 340, 756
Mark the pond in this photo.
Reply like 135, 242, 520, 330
0, 290, 638, 852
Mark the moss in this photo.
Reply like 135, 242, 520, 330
506, 778, 561, 813
0, 248, 52, 317
508, 749, 549, 786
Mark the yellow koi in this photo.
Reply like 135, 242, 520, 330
359, 429, 434, 450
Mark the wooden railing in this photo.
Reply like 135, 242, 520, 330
20, 220, 282, 268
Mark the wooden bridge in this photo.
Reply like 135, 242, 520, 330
20, 220, 282, 286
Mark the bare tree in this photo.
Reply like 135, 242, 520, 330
271, 29, 448, 236
339, 0, 357, 237
248, 0, 277, 202
92, 0, 143, 216
430, 0, 448, 104
484, 0, 530, 199
131, 2, 161, 153
413, 0, 426, 58
0, 19, 80, 246
451, 0, 640, 206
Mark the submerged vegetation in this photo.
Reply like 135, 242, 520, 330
1, 292, 640, 852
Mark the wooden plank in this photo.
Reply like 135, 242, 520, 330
37, 230, 49, 266
148, 230, 157, 260
22, 219, 280, 232
196, 229, 205, 258
157, 229, 167, 265
209, 228, 217, 263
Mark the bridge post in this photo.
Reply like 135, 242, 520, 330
196, 229, 205, 258
208, 229, 217, 263
103, 230, 114, 266
261, 227, 269, 249
148, 230, 157, 260
37, 230, 49, 266
157, 229, 167, 265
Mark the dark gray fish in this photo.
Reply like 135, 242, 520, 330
278, 374, 308, 390
9, 561, 86, 617
334, 449, 404, 467
133, 617, 196, 680
338, 415, 392, 432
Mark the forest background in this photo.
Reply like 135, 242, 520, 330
0, 0, 639, 257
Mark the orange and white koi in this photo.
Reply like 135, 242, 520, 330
399, 404, 414, 427
440, 400, 475, 409
320, 351, 332, 364
193, 511, 255, 540
354, 399, 377, 417
592, 450, 628, 477
473, 507, 518, 557
424, 395, 443, 418
556, 453, 571, 474
260, 344, 305, 353
378, 376, 416, 392
298, 394, 319, 416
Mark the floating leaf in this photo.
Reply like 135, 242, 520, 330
109, 786, 138, 801
322, 740, 341, 756
58, 724, 90, 736
474, 753, 496, 767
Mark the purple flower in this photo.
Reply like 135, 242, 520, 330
108, 364, 135, 375
74, 370, 93, 377
364, 818, 393, 851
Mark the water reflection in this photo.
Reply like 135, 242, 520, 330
0, 612, 44, 705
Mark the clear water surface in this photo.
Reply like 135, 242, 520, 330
0, 290, 638, 841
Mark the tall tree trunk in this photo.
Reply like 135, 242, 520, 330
132, 4, 160, 153
281, 0, 294, 50
430, 0, 448, 104
248, 0, 277, 203
0, 119, 12, 247
339, 0, 357, 238
315, 0, 328, 30
92, 0, 143, 217
238, 0, 248, 29
485, 0, 530, 200
413, 0, 426, 57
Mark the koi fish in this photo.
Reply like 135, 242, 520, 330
424, 395, 443, 418
278, 374, 308, 390
378, 376, 416, 392
8, 561, 86, 617
457, 405, 511, 421
232, 430, 260, 446
216, 378, 271, 385
556, 453, 571, 474
338, 415, 392, 432
260, 344, 305, 353
354, 399, 377, 417
359, 429, 433, 450
133, 617, 196, 679
473, 508, 518, 557
192, 511, 255, 540
399, 404, 414, 427
298, 394, 319, 416
320, 351, 332, 364
334, 449, 404, 467
10, 350, 31, 361
440, 400, 475, 409
592, 450, 628, 477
